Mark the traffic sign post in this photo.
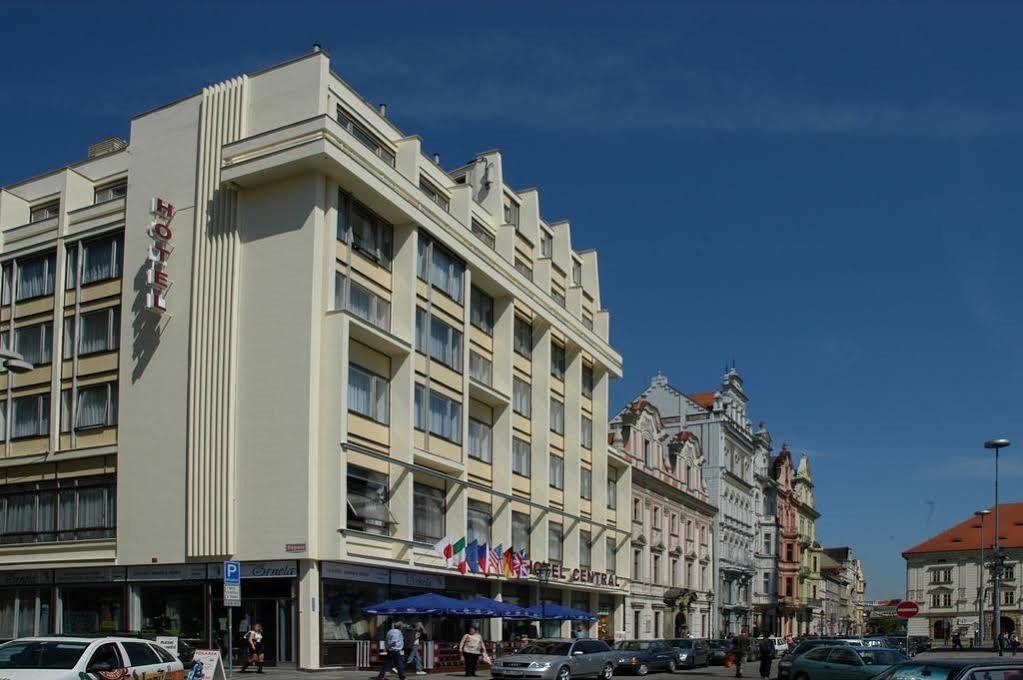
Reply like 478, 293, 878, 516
897, 600, 919, 656
224, 561, 241, 677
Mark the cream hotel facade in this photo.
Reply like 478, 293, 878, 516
0, 50, 628, 668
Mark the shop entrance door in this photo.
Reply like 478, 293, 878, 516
213, 594, 295, 667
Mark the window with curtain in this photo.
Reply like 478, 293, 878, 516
417, 234, 464, 303
470, 287, 494, 334
540, 231, 553, 258
572, 261, 583, 286
11, 394, 48, 438
414, 385, 462, 443
336, 108, 396, 167
15, 253, 56, 301
347, 364, 389, 424
79, 234, 123, 285
512, 378, 531, 417
512, 437, 531, 477
581, 416, 593, 449
580, 467, 592, 499
549, 455, 564, 490
606, 538, 617, 574
93, 181, 127, 204
550, 341, 566, 380
582, 364, 594, 398
549, 398, 565, 435
0, 476, 115, 544
1, 264, 10, 305
513, 317, 532, 357
468, 419, 492, 462
65, 307, 119, 358
348, 201, 393, 269
508, 512, 530, 554
514, 259, 533, 281
61, 383, 117, 431
14, 322, 51, 365
29, 202, 59, 224
415, 308, 462, 371
607, 470, 617, 509
580, 530, 592, 567
468, 351, 492, 386
0, 402, 6, 439
346, 465, 389, 535
471, 220, 495, 250
548, 523, 563, 563
341, 275, 390, 330
467, 500, 491, 545
413, 482, 445, 543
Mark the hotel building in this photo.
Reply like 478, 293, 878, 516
0, 48, 626, 668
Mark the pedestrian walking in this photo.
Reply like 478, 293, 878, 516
405, 623, 427, 675
459, 626, 485, 677
575, 624, 589, 639
241, 623, 265, 673
952, 632, 962, 650
377, 622, 407, 680
757, 636, 775, 680
1011, 632, 1020, 656
732, 628, 751, 679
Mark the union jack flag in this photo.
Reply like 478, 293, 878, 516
512, 549, 530, 577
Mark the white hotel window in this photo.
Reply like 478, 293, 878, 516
580, 530, 592, 568
512, 437, 531, 477
414, 384, 462, 444
503, 195, 520, 229
468, 351, 492, 386
93, 181, 127, 204
418, 234, 465, 303
11, 394, 49, 438
548, 522, 563, 563
512, 511, 531, 551
63, 307, 120, 359
549, 398, 565, 435
469, 287, 494, 335
468, 419, 492, 463
550, 341, 566, 380
413, 482, 445, 543
572, 260, 582, 286
3, 253, 56, 303
0, 476, 116, 545
549, 455, 564, 490
14, 322, 52, 366
581, 415, 593, 449
580, 467, 592, 499
416, 308, 463, 371
66, 234, 123, 288
513, 317, 532, 357
336, 107, 396, 167
471, 220, 495, 250
467, 500, 491, 545
419, 177, 450, 212
540, 230, 553, 258
29, 202, 59, 223
337, 190, 393, 269
334, 273, 390, 331
60, 383, 118, 432
512, 378, 531, 417
347, 364, 389, 424
346, 465, 390, 535
582, 364, 594, 398
607, 470, 618, 510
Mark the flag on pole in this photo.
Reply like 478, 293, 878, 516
489, 544, 503, 576
478, 542, 489, 576
466, 540, 480, 574
458, 559, 468, 574
452, 537, 466, 563
517, 550, 530, 577
504, 548, 515, 577
434, 536, 453, 565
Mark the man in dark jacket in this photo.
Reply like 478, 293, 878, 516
757, 637, 775, 679
732, 628, 751, 678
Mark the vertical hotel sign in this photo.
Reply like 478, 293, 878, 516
146, 197, 174, 315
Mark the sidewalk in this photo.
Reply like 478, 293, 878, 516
228, 670, 487, 680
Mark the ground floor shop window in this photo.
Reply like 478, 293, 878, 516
322, 580, 387, 641
0, 588, 52, 639
502, 585, 535, 642
140, 584, 204, 643
62, 585, 123, 634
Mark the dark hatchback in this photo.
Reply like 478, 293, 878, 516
872, 659, 1023, 680
612, 640, 678, 675
777, 639, 851, 680
707, 640, 731, 665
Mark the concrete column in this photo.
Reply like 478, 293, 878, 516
298, 560, 320, 669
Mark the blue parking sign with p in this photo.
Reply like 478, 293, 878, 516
224, 560, 241, 585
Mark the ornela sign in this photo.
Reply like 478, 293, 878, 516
146, 197, 174, 315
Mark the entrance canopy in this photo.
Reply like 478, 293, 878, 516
362, 593, 496, 616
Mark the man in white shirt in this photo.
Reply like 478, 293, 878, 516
378, 622, 407, 680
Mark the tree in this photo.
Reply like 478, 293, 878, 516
866, 617, 904, 636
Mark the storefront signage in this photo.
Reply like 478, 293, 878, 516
145, 197, 174, 315
156, 636, 179, 657
322, 562, 389, 584
128, 564, 207, 581
189, 650, 227, 680
206, 561, 297, 580
0, 569, 52, 586
55, 567, 127, 584
529, 562, 622, 588
285, 543, 307, 553
391, 570, 444, 590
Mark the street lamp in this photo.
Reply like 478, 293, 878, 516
985, 438, 1011, 655
535, 562, 553, 637
975, 510, 991, 646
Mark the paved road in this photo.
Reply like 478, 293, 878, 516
241, 651, 1019, 680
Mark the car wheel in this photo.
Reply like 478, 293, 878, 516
637, 663, 649, 676
557, 666, 571, 680
668, 659, 677, 672
793, 673, 809, 680
601, 663, 614, 680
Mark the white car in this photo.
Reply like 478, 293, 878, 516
0, 636, 185, 680
768, 637, 789, 654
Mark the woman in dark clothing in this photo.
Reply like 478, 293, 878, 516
758, 638, 775, 679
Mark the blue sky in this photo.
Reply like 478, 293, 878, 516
2, 1, 1021, 598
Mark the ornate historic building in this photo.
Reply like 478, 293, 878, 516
772, 445, 802, 636
610, 399, 716, 639
795, 456, 824, 634
752, 425, 779, 635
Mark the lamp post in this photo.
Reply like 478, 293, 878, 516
535, 562, 553, 637
975, 510, 991, 646
985, 438, 1011, 655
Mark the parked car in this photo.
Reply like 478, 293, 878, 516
707, 639, 731, 665
769, 637, 790, 655
612, 640, 679, 675
492, 639, 616, 680
909, 636, 932, 653
665, 638, 709, 668
0, 636, 184, 680
790, 646, 907, 680
777, 639, 851, 680
872, 658, 1023, 680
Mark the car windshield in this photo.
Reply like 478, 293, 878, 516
520, 642, 572, 656
615, 641, 652, 651
0, 640, 91, 669
672, 640, 694, 648
882, 664, 954, 680
859, 650, 906, 666
708, 640, 729, 649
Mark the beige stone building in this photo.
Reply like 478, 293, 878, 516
0, 48, 626, 668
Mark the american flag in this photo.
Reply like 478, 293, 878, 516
488, 544, 503, 576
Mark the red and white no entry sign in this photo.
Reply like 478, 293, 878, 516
896, 600, 920, 619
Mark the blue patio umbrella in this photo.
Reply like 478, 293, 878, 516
454, 597, 532, 618
516, 604, 598, 621
362, 593, 490, 616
